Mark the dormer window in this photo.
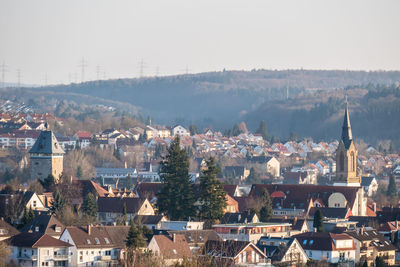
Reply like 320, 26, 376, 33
87, 239, 91, 244
95, 238, 100, 244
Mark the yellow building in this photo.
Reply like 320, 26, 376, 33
334, 102, 361, 186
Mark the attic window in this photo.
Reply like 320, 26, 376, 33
35, 226, 39, 232
372, 231, 377, 235
104, 238, 110, 244
95, 238, 100, 244
303, 240, 307, 245
87, 239, 91, 244
172, 249, 177, 255
309, 240, 314, 245
364, 232, 369, 236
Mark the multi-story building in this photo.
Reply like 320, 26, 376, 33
8, 232, 72, 267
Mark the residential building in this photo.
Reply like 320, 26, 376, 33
60, 225, 129, 267
0, 217, 19, 241
202, 240, 268, 266
172, 125, 190, 137
97, 197, 154, 224
294, 232, 356, 264
346, 228, 396, 266
8, 232, 72, 267
20, 214, 65, 239
257, 236, 308, 266
168, 230, 222, 253
160, 221, 204, 231
361, 176, 378, 197
148, 234, 192, 266
212, 222, 291, 243
221, 212, 259, 224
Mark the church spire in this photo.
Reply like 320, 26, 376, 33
341, 98, 353, 149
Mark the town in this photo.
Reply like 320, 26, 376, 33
0, 99, 399, 267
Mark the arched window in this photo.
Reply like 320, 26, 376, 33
340, 152, 344, 171
350, 152, 355, 172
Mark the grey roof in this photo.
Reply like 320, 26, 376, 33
361, 176, 375, 186
341, 102, 353, 150
29, 130, 65, 154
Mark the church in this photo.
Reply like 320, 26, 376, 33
251, 101, 367, 217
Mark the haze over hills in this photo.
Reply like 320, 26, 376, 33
2, 69, 400, 147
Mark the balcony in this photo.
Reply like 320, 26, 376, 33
17, 254, 37, 260
54, 254, 69, 260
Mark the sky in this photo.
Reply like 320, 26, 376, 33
1, 0, 400, 85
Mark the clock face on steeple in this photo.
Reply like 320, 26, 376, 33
334, 100, 360, 186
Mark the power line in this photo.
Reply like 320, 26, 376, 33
138, 59, 146, 77
16, 69, 21, 88
1, 61, 9, 88
78, 57, 88, 83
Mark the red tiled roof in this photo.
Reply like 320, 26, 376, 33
153, 234, 192, 259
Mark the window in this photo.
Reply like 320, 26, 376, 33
309, 251, 312, 257
55, 226, 61, 233
95, 238, 100, 244
33, 201, 37, 207
243, 251, 247, 263
303, 240, 308, 245
339, 252, 345, 261
87, 239, 91, 244
104, 238, 110, 244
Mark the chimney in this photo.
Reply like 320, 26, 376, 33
396, 221, 399, 229
313, 228, 317, 233
373, 203, 376, 213
172, 233, 176, 242
361, 226, 364, 235
87, 224, 91, 235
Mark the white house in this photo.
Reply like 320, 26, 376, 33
60, 225, 129, 267
294, 232, 356, 264
8, 232, 72, 267
172, 125, 190, 137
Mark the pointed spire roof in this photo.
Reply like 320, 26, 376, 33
29, 130, 65, 154
341, 99, 353, 149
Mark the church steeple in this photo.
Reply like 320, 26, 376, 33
334, 99, 360, 186
341, 100, 353, 149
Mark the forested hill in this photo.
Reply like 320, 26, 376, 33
2, 69, 400, 146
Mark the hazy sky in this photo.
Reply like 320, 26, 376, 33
1, 0, 400, 85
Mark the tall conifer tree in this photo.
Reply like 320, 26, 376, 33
156, 136, 195, 220
198, 157, 227, 224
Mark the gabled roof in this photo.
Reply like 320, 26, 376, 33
249, 184, 359, 211
135, 182, 162, 199
293, 232, 355, 251
29, 130, 65, 154
203, 240, 266, 259
20, 214, 65, 236
0, 218, 19, 238
152, 234, 192, 259
221, 212, 258, 224
223, 184, 239, 197
308, 207, 351, 219
346, 229, 396, 251
168, 230, 221, 245
7, 232, 72, 248
97, 197, 149, 213
64, 226, 130, 249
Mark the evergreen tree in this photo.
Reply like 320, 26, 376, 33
76, 165, 83, 179
256, 120, 269, 141
39, 174, 55, 191
156, 136, 195, 220
50, 190, 64, 215
189, 125, 197, 136
122, 202, 127, 224
198, 157, 227, 224
289, 131, 298, 142
313, 209, 324, 232
22, 207, 35, 225
246, 167, 260, 184
362, 261, 368, 267
387, 175, 397, 198
259, 189, 273, 222
113, 147, 122, 161
232, 124, 242, 136
125, 223, 145, 249
82, 193, 98, 220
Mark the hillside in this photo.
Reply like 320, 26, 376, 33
1, 69, 400, 147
